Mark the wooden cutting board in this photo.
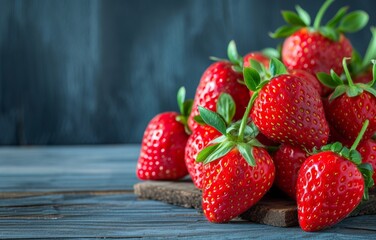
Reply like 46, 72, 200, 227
134, 180, 376, 227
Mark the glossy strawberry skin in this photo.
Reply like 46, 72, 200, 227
137, 112, 188, 180
251, 74, 329, 150
325, 92, 376, 142
274, 144, 308, 200
202, 147, 275, 223
188, 61, 250, 131
358, 139, 376, 185
243, 52, 269, 68
297, 151, 364, 232
184, 125, 221, 189
282, 28, 352, 96
289, 69, 322, 96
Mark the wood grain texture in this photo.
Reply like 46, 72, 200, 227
134, 181, 376, 228
0, 145, 376, 238
1, 0, 376, 145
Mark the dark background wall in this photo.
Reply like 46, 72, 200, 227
0, 0, 375, 145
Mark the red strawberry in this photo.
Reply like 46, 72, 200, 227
273, 144, 308, 200
188, 41, 250, 131
202, 147, 275, 223
297, 151, 364, 231
271, 0, 368, 96
184, 93, 235, 189
297, 121, 374, 232
354, 70, 373, 84
358, 139, 376, 185
246, 58, 329, 150
197, 91, 275, 223
318, 58, 376, 142
136, 87, 192, 180
185, 125, 220, 189
289, 69, 322, 96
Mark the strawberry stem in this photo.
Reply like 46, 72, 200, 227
350, 119, 369, 151
313, 0, 334, 29
238, 92, 259, 141
343, 57, 355, 87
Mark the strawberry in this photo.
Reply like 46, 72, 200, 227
184, 93, 234, 189
136, 87, 192, 180
358, 139, 376, 186
297, 121, 374, 232
197, 89, 275, 223
185, 125, 220, 189
273, 144, 308, 200
289, 69, 322, 96
317, 58, 376, 142
188, 41, 250, 131
271, 0, 368, 96
245, 58, 329, 150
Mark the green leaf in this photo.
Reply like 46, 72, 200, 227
183, 99, 193, 117
358, 163, 374, 198
339, 11, 369, 33
204, 141, 235, 164
217, 93, 236, 125
196, 143, 220, 163
362, 27, 376, 69
326, 6, 349, 28
249, 59, 264, 73
209, 135, 227, 144
243, 67, 261, 91
232, 65, 243, 73
330, 70, 344, 85
177, 87, 185, 114
269, 58, 287, 76
330, 142, 343, 153
244, 125, 259, 138
209, 56, 228, 62
237, 143, 256, 166
329, 85, 347, 102
193, 115, 206, 125
198, 106, 227, 135
365, 87, 376, 99
295, 5, 311, 26
319, 26, 339, 41
227, 40, 242, 65
317, 72, 338, 88
269, 25, 301, 38
281, 10, 307, 26
346, 86, 363, 97
262, 47, 280, 59
247, 138, 265, 148
349, 149, 362, 165
373, 59, 376, 84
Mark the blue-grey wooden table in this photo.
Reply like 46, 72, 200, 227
0, 145, 375, 239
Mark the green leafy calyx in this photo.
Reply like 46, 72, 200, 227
271, 0, 369, 41
176, 87, 193, 134
317, 58, 376, 102
210, 40, 244, 73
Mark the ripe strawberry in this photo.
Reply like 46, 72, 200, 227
245, 58, 329, 150
185, 125, 220, 189
188, 41, 250, 131
271, 0, 368, 96
358, 139, 376, 185
185, 93, 234, 189
289, 69, 322, 96
297, 121, 374, 232
273, 144, 308, 200
136, 87, 192, 180
317, 58, 376, 142
202, 147, 275, 223
197, 91, 275, 223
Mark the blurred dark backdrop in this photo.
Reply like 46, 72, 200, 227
0, 0, 375, 145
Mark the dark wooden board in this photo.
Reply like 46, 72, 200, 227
134, 181, 376, 227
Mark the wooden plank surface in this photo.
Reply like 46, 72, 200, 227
134, 181, 376, 227
0, 145, 375, 239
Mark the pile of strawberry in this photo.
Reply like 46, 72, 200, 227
136, 0, 376, 232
